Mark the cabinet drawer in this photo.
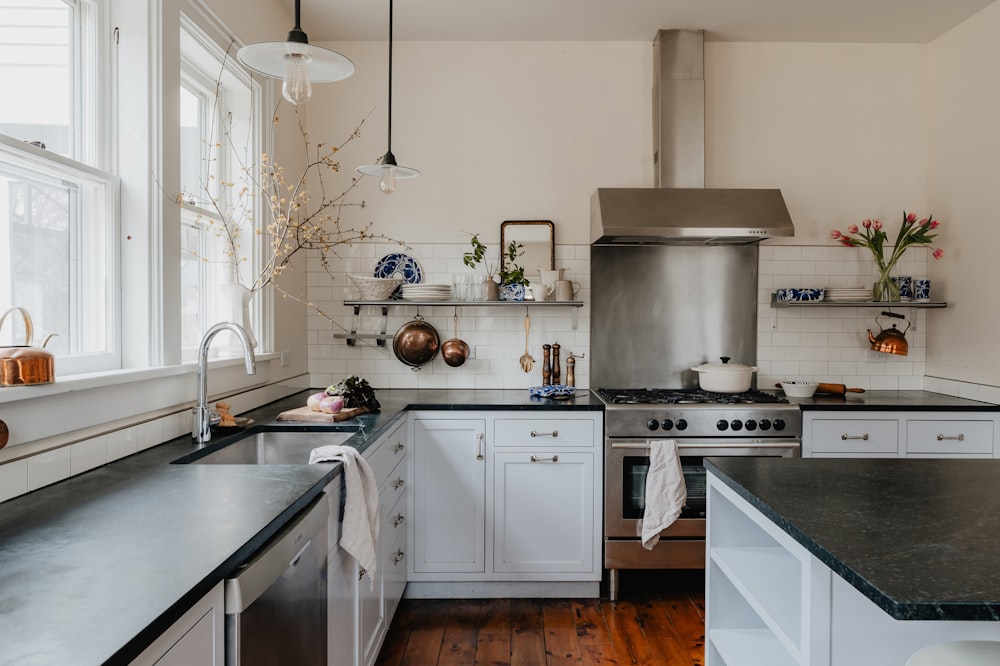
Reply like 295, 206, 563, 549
381, 467, 407, 539
810, 419, 898, 454
905, 419, 994, 456
365, 420, 407, 484
494, 417, 597, 448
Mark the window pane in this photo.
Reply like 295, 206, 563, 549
0, 154, 110, 356
179, 84, 204, 205
0, 0, 73, 157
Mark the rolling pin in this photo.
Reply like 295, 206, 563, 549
776, 382, 865, 395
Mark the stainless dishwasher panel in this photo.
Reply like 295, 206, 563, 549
225, 497, 329, 666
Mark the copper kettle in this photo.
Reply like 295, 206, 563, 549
0, 307, 56, 386
868, 311, 910, 356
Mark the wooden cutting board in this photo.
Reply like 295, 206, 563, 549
276, 406, 370, 422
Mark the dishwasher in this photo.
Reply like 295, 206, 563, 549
224, 497, 329, 666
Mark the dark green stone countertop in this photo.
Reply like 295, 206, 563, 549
786, 389, 997, 411
706, 456, 1000, 621
0, 388, 601, 665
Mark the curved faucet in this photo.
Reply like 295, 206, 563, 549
193, 322, 257, 445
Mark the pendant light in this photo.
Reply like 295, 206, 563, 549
357, 0, 419, 193
237, 0, 355, 105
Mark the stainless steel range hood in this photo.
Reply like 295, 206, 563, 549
591, 29, 794, 246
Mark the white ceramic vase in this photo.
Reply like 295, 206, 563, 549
219, 282, 258, 349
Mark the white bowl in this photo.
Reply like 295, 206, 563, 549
349, 274, 404, 300
780, 381, 818, 398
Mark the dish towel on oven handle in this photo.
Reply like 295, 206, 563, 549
639, 438, 687, 550
309, 444, 380, 588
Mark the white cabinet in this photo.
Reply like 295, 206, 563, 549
802, 410, 1000, 459
408, 410, 603, 595
410, 418, 487, 574
129, 582, 224, 666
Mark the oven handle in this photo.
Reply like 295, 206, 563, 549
610, 439, 800, 456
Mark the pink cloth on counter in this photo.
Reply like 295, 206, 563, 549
639, 439, 687, 550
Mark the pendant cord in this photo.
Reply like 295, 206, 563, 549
386, 0, 394, 154
294, 0, 302, 31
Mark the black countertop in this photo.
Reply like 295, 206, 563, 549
786, 389, 997, 411
0, 388, 601, 666
706, 456, 1000, 621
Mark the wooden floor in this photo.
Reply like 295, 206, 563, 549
375, 571, 706, 666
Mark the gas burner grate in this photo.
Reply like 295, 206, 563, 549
596, 387, 789, 405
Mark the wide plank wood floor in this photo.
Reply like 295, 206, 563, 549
375, 571, 705, 666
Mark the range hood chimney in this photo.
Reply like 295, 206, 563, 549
591, 29, 794, 245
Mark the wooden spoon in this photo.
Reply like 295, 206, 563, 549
519, 314, 535, 373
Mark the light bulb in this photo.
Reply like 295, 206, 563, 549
379, 166, 396, 194
282, 53, 312, 105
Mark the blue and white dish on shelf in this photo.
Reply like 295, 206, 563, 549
374, 253, 422, 300
775, 288, 825, 302
528, 385, 576, 398
498, 283, 525, 302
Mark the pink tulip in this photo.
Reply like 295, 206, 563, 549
840, 238, 856, 247
904, 212, 917, 223
929, 219, 940, 229
862, 219, 872, 229
933, 248, 945, 260
847, 224, 859, 234
872, 219, 882, 230
918, 217, 930, 226
830, 230, 842, 239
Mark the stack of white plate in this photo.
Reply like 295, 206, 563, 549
825, 286, 872, 303
400, 284, 453, 302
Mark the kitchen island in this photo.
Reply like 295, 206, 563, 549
705, 457, 1000, 665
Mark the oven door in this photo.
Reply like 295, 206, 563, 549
604, 438, 799, 539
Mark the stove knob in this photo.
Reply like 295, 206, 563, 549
660, 419, 674, 431
646, 419, 659, 431
773, 418, 786, 431
716, 419, 729, 431
744, 420, 757, 431
675, 419, 688, 431
730, 419, 743, 431
759, 419, 772, 431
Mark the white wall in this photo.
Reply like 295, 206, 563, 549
925, 1, 1000, 387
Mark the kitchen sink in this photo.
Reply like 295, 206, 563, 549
178, 429, 359, 465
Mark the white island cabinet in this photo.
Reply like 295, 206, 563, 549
407, 410, 603, 598
706, 469, 1000, 666
128, 582, 223, 666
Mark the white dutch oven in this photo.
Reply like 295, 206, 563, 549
691, 356, 758, 393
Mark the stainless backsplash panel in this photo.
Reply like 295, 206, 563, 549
590, 245, 759, 388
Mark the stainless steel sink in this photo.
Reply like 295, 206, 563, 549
188, 430, 358, 465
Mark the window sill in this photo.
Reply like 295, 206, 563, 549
0, 353, 280, 406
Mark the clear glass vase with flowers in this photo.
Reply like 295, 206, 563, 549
830, 212, 945, 302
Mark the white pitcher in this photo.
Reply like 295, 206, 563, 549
538, 268, 565, 285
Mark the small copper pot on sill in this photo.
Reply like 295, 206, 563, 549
0, 307, 56, 386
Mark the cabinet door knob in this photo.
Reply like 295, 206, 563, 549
841, 433, 869, 441
530, 455, 559, 463
936, 433, 965, 442
392, 549, 405, 565
358, 567, 367, 580
393, 442, 405, 454
530, 430, 559, 438
391, 478, 405, 490
392, 513, 405, 527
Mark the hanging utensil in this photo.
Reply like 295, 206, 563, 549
441, 314, 470, 367
519, 313, 535, 373
392, 314, 440, 370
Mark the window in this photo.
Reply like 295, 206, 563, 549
179, 16, 260, 361
0, 0, 118, 374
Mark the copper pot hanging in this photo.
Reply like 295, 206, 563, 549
392, 314, 440, 370
0, 307, 56, 386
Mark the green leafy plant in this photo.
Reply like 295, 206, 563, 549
498, 240, 530, 286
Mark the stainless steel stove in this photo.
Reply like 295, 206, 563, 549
595, 387, 802, 600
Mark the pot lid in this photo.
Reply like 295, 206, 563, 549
692, 356, 757, 372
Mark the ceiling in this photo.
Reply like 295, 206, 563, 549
287, 0, 997, 43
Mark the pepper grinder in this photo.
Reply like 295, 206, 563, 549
565, 352, 584, 388
542, 344, 551, 386
552, 343, 561, 385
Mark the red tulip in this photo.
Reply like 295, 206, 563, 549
862, 218, 872, 229
904, 212, 917, 223
830, 230, 842, 239
847, 224, 859, 234
929, 219, 940, 229
933, 248, 945, 260
872, 219, 882, 230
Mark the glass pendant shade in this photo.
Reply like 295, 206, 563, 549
236, 0, 354, 105
356, 0, 419, 193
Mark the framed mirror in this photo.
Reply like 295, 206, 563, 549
500, 220, 555, 276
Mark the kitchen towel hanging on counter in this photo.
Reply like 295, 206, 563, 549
639, 439, 687, 549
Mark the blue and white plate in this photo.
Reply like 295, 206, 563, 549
528, 385, 576, 398
374, 253, 422, 299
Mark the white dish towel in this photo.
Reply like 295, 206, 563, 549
639, 439, 687, 550
310, 445, 380, 585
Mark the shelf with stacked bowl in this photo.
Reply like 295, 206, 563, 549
338, 281, 584, 346
770, 287, 946, 309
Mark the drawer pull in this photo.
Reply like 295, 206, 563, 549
391, 478, 405, 490
476, 432, 485, 461
530, 430, 559, 438
530, 455, 559, 463
393, 442, 405, 454
841, 433, 869, 441
392, 549, 405, 565
358, 567, 367, 580
392, 513, 405, 527
936, 433, 965, 442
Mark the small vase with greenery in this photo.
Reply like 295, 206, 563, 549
498, 240, 531, 301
